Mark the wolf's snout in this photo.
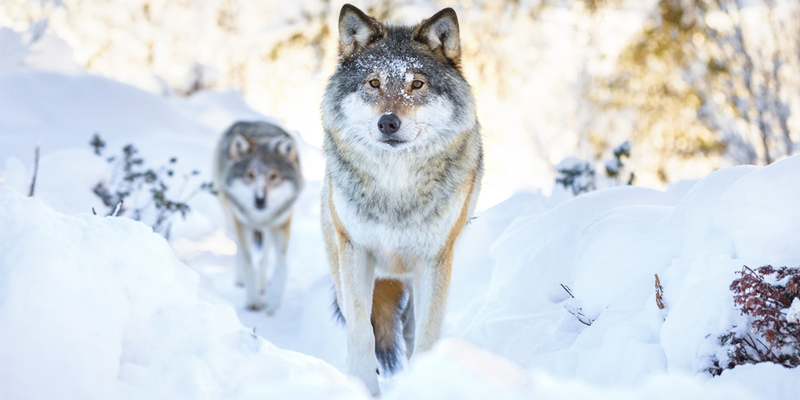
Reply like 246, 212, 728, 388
255, 196, 266, 210
378, 114, 401, 135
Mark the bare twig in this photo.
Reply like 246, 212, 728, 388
112, 200, 123, 217
28, 146, 40, 197
561, 283, 593, 326
560, 283, 575, 299
565, 304, 593, 326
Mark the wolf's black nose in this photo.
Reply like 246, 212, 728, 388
378, 114, 401, 135
255, 196, 266, 210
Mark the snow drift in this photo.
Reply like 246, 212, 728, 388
0, 186, 366, 400
454, 155, 800, 397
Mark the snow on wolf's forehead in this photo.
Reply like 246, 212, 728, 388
350, 54, 422, 79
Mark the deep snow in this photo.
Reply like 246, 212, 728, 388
1, 25, 800, 400
0, 188, 368, 400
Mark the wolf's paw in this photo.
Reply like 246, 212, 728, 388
349, 364, 380, 397
245, 299, 264, 311
263, 302, 280, 316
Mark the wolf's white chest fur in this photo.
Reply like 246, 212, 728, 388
329, 152, 466, 262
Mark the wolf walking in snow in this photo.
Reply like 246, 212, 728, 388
321, 4, 483, 395
213, 121, 303, 314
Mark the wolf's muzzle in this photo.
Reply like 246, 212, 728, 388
255, 196, 266, 210
378, 114, 401, 135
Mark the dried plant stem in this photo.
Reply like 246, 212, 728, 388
655, 274, 665, 310
28, 146, 40, 197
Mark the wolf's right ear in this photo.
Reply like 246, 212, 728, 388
276, 138, 299, 165
338, 4, 382, 58
229, 133, 252, 159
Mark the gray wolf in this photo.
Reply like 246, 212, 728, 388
213, 121, 304, 314
320, 4, 482, 395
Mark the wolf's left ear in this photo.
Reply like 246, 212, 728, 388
413, 8, 461, 65
229, 133, 252, 159
338, 4, 383, 58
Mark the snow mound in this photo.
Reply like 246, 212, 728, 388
457, 156, 800, 393
0, 186, 366, 400
387, 339, 756, 400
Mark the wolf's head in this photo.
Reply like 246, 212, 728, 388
222, 127, 302, 221
322, 4, 477, 153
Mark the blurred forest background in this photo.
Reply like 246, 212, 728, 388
2, 0, 798, 201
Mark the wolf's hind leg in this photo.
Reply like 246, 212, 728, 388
400, 289, 415, 359
372, 279, 405, 374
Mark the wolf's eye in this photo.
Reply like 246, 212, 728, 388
245, 171, 256, 181
369, 79, 381, 88
411, 80, 424, 89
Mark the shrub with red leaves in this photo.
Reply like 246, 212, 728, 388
709, 265, 800, 375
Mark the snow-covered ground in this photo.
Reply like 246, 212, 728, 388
2, 25, 800, 400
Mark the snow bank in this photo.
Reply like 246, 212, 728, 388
0, 186, 367, 400
453, 156, 800, 396
387, 339, 758, 400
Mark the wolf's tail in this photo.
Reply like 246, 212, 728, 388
332, 279, 407, 374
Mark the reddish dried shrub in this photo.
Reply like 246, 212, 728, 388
709, 265, 800, 375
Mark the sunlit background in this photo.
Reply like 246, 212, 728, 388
2, 2, 800, 397
2, 0, 799, 208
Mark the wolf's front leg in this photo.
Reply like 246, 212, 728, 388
235, 222, 263, 311
252, 230, 268, 295
232, 219, 249, 287
412, 251, 453, 354
338, 241, 380, 396
263, 219, 291, 315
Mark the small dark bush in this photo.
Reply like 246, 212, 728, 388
604, 140, 634, 185
555, 140, 635, 196
90, 133, 213, 238
709, 265, 800, 375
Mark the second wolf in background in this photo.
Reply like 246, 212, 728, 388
212, 121, 303, 314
